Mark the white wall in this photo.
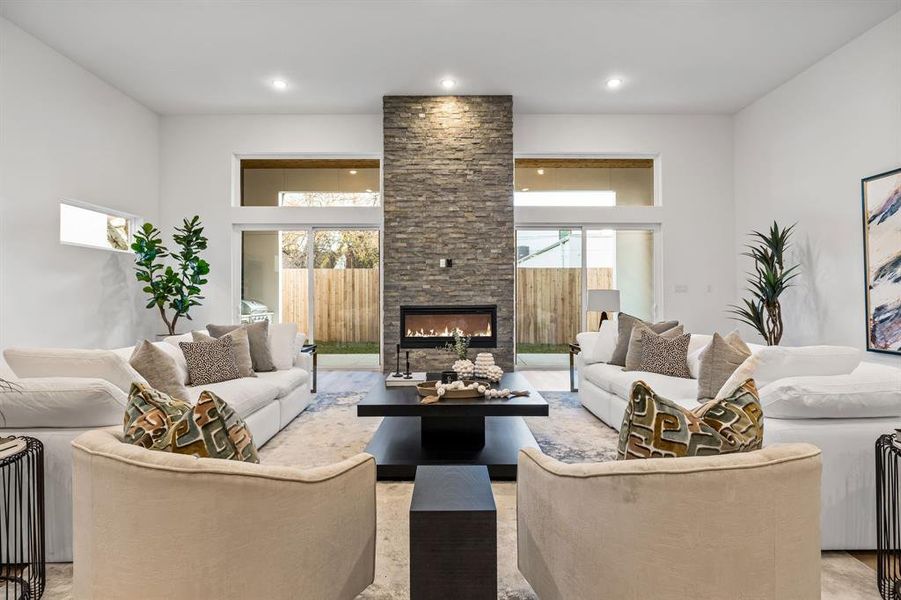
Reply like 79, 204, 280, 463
515, 115, 736, 334
0, 18, 160, 350
159, 115, 383, 326
734, 12, 901, 364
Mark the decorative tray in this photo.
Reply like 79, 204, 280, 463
416, 380, 483, 399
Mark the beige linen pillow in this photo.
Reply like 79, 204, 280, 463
609, 313, 679, 367
192, 329, 255, 378
129, 340, 190, 401
207, 321, 275, 372
697, 331, 751, 400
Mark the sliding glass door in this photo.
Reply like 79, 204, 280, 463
515, 229, 583, 368
241, 228, 380, 369
514, 226, 657, 367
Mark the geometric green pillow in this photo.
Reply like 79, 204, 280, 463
617, 378, 763, 460
123, 382, 191, 449
123, 383, 259, 463
168, 390, 259, 463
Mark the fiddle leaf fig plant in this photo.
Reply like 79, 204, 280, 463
729, 221, 800, 346
132, 216, 209, 335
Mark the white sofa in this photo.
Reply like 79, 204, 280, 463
575, 334, 901, 550
0, 335, 313, 562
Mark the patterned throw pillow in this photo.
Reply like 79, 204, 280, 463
609, 313, 680, 367
123, 382, 192, 448
623, 324, 685, 371
179, 337, 241, 386
617, 378, 763, 460
123, 383, 259, 463
167, 390, 259, 463
636, 331, 692, 378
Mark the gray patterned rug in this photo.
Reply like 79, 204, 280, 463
260, 390, 620, 600
43, 389, 879, 599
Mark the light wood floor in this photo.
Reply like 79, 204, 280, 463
850, 551, 877, 571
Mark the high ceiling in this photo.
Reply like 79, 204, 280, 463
1, 0, 898, 115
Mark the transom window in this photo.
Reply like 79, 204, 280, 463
240, 159, 380, 207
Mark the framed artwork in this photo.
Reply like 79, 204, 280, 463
862, 167, 901, 355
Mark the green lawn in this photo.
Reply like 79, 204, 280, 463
516, 343, 570, 354
315, 341, 379, 355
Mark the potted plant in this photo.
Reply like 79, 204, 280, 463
131, 216, 209, 336
729, 221, 800, 346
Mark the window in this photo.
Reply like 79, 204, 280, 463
514, 158, 654, 207
240, 159, 380, 206
59, 201, 134, 252
241, 228, 380, 369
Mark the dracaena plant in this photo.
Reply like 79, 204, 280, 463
132, 216, 209, 335
729, 221, 800, 346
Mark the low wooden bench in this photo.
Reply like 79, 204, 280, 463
409, 465, 497, 599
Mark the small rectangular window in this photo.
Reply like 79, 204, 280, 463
59, 201, 134, 252
514, 158, 654, 207
240, 158, 381, 206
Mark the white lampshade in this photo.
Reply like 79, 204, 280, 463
588, 289, 621, 313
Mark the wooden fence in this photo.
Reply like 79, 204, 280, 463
281, 268, 380, 342
281, 266, 612, 346
515, 267, 613, 345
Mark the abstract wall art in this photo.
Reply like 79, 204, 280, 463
862, 167, 901, 355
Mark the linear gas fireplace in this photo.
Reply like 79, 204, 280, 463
400, 304, 498, 349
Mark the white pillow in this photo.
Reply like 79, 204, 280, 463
577, 316, 619, 365
0, 377, 127, 428
686, 334, 714, 379
751, 345, 862, 387
269, 323, 299, 370
759, 362, 901, 419
3, 347, 146, 393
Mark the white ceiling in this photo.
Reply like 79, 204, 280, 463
2, 0, 898, 115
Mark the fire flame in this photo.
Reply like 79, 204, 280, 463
405, 323, 492, 338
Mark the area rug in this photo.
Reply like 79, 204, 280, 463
43, 390, 880, 599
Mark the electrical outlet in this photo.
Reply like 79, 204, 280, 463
439, 258, 453, 268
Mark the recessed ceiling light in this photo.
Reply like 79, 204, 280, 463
521, 187, 530, 191
536, 169, 545, 175
271, 79, 288, 90
349, 170, 358, 175
365, 188, 373, 193
606, 78, 623, 89
440, 78, 456, 90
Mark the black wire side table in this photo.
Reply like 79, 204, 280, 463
0, 437, 44, 600
877, 434, 901, 600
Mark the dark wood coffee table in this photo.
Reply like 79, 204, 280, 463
357, 372, 548, 480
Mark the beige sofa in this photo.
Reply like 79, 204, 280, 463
517, 444, 822, 600
72, 429, 375, 600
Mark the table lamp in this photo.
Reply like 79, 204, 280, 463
588, 289, 621, 330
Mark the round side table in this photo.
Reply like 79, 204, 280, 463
0, 437, 44, 600
876, 434, 901, 600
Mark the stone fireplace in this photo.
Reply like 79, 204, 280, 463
400, 304, 498, 349
382, 95, 514, 371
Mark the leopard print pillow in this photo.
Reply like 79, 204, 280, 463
179, 336, 241, 386
637, 331, 692, 378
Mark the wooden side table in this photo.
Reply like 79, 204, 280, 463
0, 436, 45, 599
877, 434, 901, 600
409, 465, 496, 599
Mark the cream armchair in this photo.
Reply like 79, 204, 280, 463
72, 429, 376, 600
517, 444, 822, 600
